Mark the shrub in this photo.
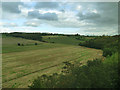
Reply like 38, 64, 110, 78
17, 43, 20, 46
87, 59, 102, 67
51, 42, 54, 43
35, 43, 38, 45
103, 48, 113, 57
28, 76, 44, 88
21, 44, 24, 46
29, 56, 119, 88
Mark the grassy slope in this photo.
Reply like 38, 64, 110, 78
2, 36, 103, 88
42, 36, 82, 45
2, 36, 68, 53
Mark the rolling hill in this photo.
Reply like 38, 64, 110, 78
2, 35, 103, 88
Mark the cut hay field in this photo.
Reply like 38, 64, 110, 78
2, 36, 103, 88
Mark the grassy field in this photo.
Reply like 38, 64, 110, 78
2, 36, 68, 53
42, 36, 81, 45
2, 36, 103, 88
42, 36, 94, 46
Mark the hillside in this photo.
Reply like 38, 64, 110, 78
28, 35, 119, 88
42, 35, 94, 46
42, 36, 81, 45
2, 35, 67, 53
2, 35, 103, 88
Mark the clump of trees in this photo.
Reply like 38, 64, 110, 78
5, 32, 43, 41
79, 36, 118, 57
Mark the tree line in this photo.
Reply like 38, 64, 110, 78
78, 35, 119, 57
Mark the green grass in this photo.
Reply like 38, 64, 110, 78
2, 36, 68, 53
103, 52, 118, 65
42, 36, 82, 45
2, 36, 103, 88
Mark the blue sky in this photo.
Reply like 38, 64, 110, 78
0, 1, 118, 35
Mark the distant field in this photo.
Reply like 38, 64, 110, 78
42, 36, 81, 45
2, 36, 103, 88
42, 36, 94, 46
2, 36, 68, 53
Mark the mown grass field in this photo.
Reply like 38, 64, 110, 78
2, 36, 103, 88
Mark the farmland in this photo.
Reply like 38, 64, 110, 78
42, 36, 81, 45
2, 35, 103, 88
42, 35, 94, 45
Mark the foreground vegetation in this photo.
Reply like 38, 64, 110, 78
29, 53, 118, 88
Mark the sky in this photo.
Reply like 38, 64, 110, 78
0, 1, 118, 35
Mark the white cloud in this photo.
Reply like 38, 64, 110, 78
0, 22, 18, 27
1, 2, 118, 35
76, 5, 82, 10
25, 21, 39, 27
39, 9, 62, 14
58, 11, 77, 21
91, 9, 98, 13
0, 22, 3, 26
9, 23, 18, 27
0, 27, 11, 33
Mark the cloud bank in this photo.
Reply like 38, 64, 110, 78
1, 2, 118, 35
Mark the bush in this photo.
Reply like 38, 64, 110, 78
29, 76, 44, 88
21, 44, 24, 46
17, 43, 20, 46
29, 55, 119, 88
87, 59, 102, 67
103, 48, 113, 57
35, 43, 38, 45
51, 42, 54, 43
